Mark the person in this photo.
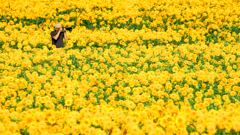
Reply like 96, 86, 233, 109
51, 23, 68, 48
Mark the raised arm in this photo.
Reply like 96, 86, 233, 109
63, 28, 67, 40
52, 27, 62, 40
64, 32, 67, 40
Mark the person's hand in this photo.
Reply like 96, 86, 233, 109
59, 27, 62, 32
64, 28, 66, 32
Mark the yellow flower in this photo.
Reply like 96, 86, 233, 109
28, 125, 38, 135
8, 122, 18, 133
48, 116, 56, 125
25, 115, 35, 125
65, 99, 73, 107
175, 116, 185, 126
233, 122, 240, 132
207, 124, 216, 134
67, 118, 76, 126
127, 123, 140, 134
0, 122, 6, 134
92, 117, 101, 126
126, 100, 136, 110
159, 117, 167, 127
72, 125, 80, 134
81, 118, 91, 126
63, 125, 71, 135
172, 66, 178, 73
79, 124, 88, 134
196, 124, 205, 133
144, 124, 154, 133
111, 128, 121, 135
103, 120, 112, 130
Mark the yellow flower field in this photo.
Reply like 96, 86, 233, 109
1, 0, 240, 134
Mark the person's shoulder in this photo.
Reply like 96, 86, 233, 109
51, 31, 57, 36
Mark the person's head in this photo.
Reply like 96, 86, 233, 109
55, 23, 62, 32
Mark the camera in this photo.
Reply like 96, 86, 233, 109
62, 27, 72, 32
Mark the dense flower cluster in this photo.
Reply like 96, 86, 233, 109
1, 0, 240, 49
0, 0, 240, 134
